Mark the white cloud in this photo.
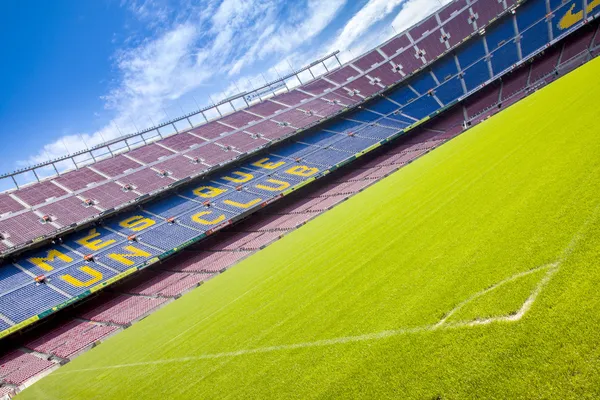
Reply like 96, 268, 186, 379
391, 0, 452, 32
18, 0, 448, 175
328, 0, 405, 54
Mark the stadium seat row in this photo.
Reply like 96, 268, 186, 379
0, 0, 599, 341
0, 24, 598, 386
2, 0, 595, 255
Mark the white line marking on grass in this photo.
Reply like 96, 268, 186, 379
49, 263, 561, 375
53, 204, 600, 376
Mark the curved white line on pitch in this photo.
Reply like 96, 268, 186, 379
52, 204, 600, 376
50, 262, 559, 375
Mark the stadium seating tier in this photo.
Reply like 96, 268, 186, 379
1, 0, 599, 346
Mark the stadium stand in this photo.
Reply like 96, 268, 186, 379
0, 0, 533, 253
24, 319, 119, 360
1, 0, 600, 392
77, 294, 168, 326
0, 350, 55, 386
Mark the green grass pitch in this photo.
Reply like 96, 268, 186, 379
18, 57, 600, 399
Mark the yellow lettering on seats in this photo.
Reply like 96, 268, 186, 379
119, 215, 156, 232
256, 179, 290, 192
559, 3, 583, 30
587, 0, 600, 14
76, 228, 116, 251
252, 158, 286, 170
193, 186, 226, 198
29, 250, 73, 272
223, 198, 262, 209
108, 246, 151, 266
285, 165, 319, 177
191, 211, 226, 225
221, 171, 254, 183
61, 266, 103, 287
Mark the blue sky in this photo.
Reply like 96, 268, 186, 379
0, 0, 447, 188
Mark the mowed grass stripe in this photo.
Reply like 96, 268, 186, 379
19, 57, 600, 399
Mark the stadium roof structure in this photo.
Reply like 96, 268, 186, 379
0, 0, 599, 343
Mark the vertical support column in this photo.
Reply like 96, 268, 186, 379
482, 36, 495, 79
88, 149, 97, 163
454, 55, 468, 95
209, 96, 222, 117
138, 134, 148, 146
334, 53, 343, 67
51, 163, 60, 176
546, 0, 554, 42
513, 14, 524, 60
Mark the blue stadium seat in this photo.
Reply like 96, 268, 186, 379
270, 142, 318, 160
106, 210, 161, 236
410, 72, 438, 94
386, 111, 417, 124
457, 38, 486, 69
330, 135, 380, 154
138, 223, 202, 251
302, 148, 352, 167
431, 56, 458, 83
297, 130, 346, 148
520, 19, 550, 58
548, 0, 564, 11
243, 154, 289, 174
589, 0, 600, 17
486, 18, 517, 52
213, 190, 267, 214
19, 245, 81, 277
386, 85, 418, 105
377, 117, 410, 129
552, 0, 585, 38
179, 180, 231, 203
0, 265, 30, 296
0, 319, 9, 331
0, 284, 69, 323
247, 174, 301, 197
355, 125, 397, 140
177, 205, 236, 231
64, 227, 125, 255
463, 59, 492, 91
95, 242, 162, 272
364, 97, 400, 115
213, 167, 264, 188
48, 261, 118, 297
516, 0, 547, 31
490, 40, 520, 74
400, 96, 441, 120
344, 109, 381, 122
322, 118, 364, 133
143, 195, 202, 218
434, 77, 464, 105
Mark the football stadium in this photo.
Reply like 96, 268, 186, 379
1, 0, 600, 397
